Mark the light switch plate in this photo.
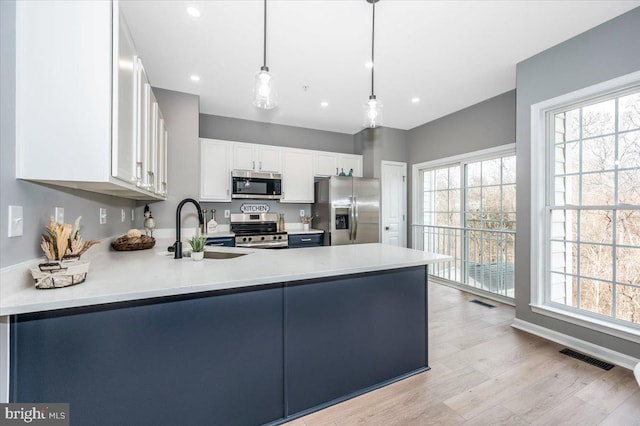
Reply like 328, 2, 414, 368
99, 208, 107, 225
121, 209, 126, 222
224, 210, 230, 218
300, 209, 305, 217
8, 205, 23, 237
54, 207, 64, 224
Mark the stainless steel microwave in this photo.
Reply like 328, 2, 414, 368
231, 170, 283, 200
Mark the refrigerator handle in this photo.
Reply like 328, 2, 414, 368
353, 196, 358, 241
349, 197, 355, 241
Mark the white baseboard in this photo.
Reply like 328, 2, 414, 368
512, 318, 640, 371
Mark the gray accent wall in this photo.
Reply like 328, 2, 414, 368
515, 7, 640, 358
142, 88, 201, 230
0, 0, 136, 268
200, 114, 354, 154
353, 127, 409, 179
406, 91, 516, 244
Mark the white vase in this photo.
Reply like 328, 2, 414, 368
303, 223, 310, 231
192, 251, 204, 261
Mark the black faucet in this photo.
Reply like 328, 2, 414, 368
173, 198, 205, 259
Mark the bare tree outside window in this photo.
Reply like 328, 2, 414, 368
551, 90, 640, 325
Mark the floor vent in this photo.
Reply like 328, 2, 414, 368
470, 299, 496, 308
559, 348, 614, 370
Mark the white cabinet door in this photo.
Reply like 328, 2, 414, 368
135, 59, 150, 188
233, 143, 256, 171
314, 152, 339, 177
339, 154, 363, 177
201, 139, 232, 202
257, 146, 281, 172
111, 8, 137, 184
281, 149, 314, 203
156, 115, 168, 197
147, 92, 159, 194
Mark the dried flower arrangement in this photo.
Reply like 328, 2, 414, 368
31, 217, 99, 289
40, 216, 99, 261
301, 215, 312, 225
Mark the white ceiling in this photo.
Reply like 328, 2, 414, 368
120, 0, 639, 135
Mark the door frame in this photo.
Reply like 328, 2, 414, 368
380, 160, 407, 247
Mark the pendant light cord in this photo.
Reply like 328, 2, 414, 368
263, 0, 267, 68
371, 0, 375, 97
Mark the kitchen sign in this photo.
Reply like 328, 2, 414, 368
240, 203, 270, 213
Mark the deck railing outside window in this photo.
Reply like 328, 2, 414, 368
413, 224, 516, 298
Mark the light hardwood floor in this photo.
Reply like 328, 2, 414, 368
286, 283, 640, 426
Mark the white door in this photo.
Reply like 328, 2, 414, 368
381, 161, 407, 247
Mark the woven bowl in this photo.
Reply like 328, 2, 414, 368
111, 235, 156, 251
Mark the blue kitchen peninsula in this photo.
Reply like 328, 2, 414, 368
2, 243, 450, 425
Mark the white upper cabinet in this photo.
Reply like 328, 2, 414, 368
112, 6, 137, 185
233, 143, 281, 173
281, 149, 314, 203
15, 0, 166, 200
339, 154, 363, 177
200, 139, 232, 202
314, 152, 339, 177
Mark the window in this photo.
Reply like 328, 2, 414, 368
415, 145, 516, 299
531, 72, 640, 339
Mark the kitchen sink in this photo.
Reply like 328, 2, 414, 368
203, 251, 248, 260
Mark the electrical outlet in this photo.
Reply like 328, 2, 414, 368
8, 205, 23, 237
131, 209, 135, 222
224, 210, 230, 218
121, 208, 126, 223
99, 208, 107, 225
300, 209, 305, 217
54, 207, 64, 224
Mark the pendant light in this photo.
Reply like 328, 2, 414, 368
363, 0, 382, 128
253, 0, 277, 109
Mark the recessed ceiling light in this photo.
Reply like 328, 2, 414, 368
411, 97, 420, 104
320, 101, 329, 108
365, 61, 374, 69
190, 75, 200, 82
186, 7, 201, 18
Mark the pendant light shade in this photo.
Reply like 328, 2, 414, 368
363, 0, 382, 128
254, 0, 277, 109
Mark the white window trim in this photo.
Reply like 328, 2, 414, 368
411, 143, 515, 239
530, 70, 640, 343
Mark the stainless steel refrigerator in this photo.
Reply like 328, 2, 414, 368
312, 176, 380, 245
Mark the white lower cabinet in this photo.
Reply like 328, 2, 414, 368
200, 139, 232, 202
281, 149, 314, 203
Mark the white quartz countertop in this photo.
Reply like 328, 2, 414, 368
0, 241, 451, 316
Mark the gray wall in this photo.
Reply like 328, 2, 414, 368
406, 90, 516, 244
200, 114, 354, 154
142, 88, 201, 230
515, 7, 640, 358
354, 127, 409, 179
0, 0, 136, 268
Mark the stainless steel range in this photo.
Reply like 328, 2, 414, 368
230, 213, 288, 249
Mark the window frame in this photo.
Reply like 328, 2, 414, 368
412, 144, 516, 298
530, 70, 640, 342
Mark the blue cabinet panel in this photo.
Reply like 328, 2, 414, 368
205, 236, 235, 247
285, 267, 427, 415
288, 233, 324, 248
11, 288, 284, 426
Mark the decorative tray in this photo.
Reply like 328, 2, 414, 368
111, 235, 156, 251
